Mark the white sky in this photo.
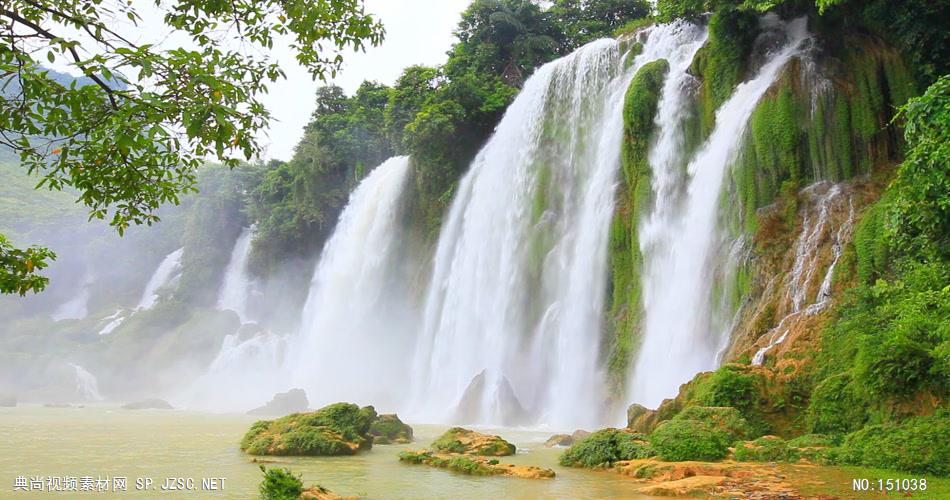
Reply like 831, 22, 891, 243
37, 0, 473, 161
260, 0, 474, 160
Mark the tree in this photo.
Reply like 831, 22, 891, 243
0, 0, 383, 294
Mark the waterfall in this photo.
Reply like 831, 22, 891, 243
97, 310, 126, 336
137, 247, 184, 310
179, 332, 287, 411
217, 226, 257, 323
752, 181, 854, 365
51, 271, 94, 321
408, 23, 708, 429
68, 363, 103, 402
286, 156, 414, 409
629, 17, 810, 408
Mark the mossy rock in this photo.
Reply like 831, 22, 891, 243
559, 428, 655, 468
240, 402, 377, 456
369, 414, 413, 445
399, 451, 555, 479
430, 427, 515, 456
649, 419, 731, 462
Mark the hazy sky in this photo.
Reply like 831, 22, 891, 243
261, 0, 474, 160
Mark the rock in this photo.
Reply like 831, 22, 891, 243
627, 403, 658, 433
452, 370, 531, 426
298, 486, 357, 500
398, 451, 554, 479
247, 388, 309, 416
369, 413, 413, 444
0, 394, 16, 407
636, 475, 727, 496
121, 398, 173, 410
571, 429, 590, 441
241, 402, 377, 456
430, 427, 516, 456
546, 429, 591, 447
544, 434, 573, 447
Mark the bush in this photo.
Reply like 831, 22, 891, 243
733, 436, 794, 462
559, 429, 654, 467
675, 406, 751, 442
650, 419, 730, 461
806, 373, 867, 435
836, 414, 950, 476
258, 466, 302, 500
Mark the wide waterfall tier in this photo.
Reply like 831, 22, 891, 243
628, 16, 811, 409
289, 155, 416, 410
409, 23, 710, 429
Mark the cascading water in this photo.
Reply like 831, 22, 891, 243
409, 23, 709, 429
752, 181, 854, 365
137, 247, 184, 310
286, 156, 415, 409
182, 156, 413, 412
51, 271, 94, 321
68, 363, 103, 401
217, 226, 257, 323
629, 16, 810, 408
179, 332, 287, 411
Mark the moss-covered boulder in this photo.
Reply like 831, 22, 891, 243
430, 427, 515, 456
834, 414, 950, 476
559, 428, 655, 467
241, 402, 377, 456
733, 435, 794, 462
369, 413, 413, 444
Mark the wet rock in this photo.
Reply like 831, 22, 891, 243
121, 398, 173, 410
636, 475, 727, 496
0, 394, 15, 407
430, 427, 516, 456
452, 370, 531, 426
369, 413, 413, 444
544, 434, 573, 447
241, 402, 377, 456
247, 388, 309, 416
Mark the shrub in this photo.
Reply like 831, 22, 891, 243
258, 466, 302, 500
675, 406, 750, 442
836, 413, 950, 476
733, 436, 794, 462
559, 429, 654, 467
806, 373, 867, 435
650, 419, 730, 461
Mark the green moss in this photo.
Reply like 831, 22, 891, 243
605, 58, 669, 396
240, 403, 377, 456
559, 429, 655, 468
690, 8, 758, 136
852, 198, 891, 284
398, 451, 498, 476
650, 419, 731, 462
